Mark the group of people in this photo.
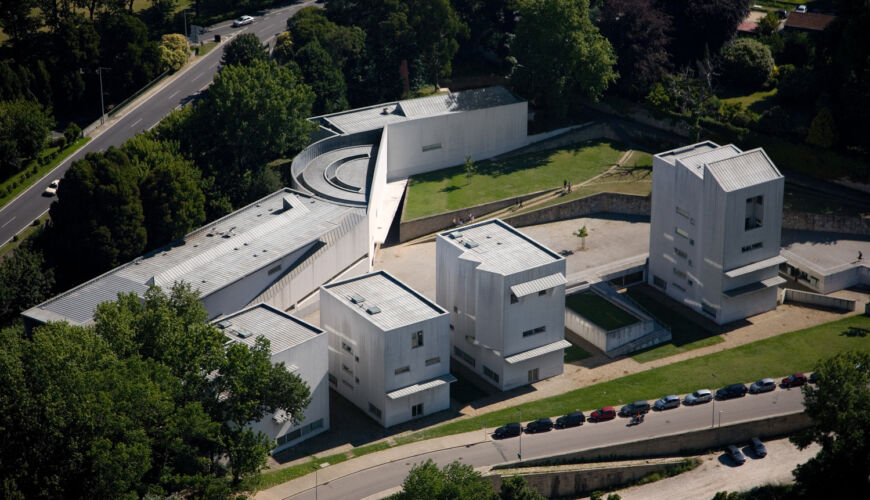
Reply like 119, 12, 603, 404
453, 212, 475, 227
563, 179, 572, 192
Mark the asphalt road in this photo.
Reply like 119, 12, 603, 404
287, 388, 805, 500
0, 1, 317, 247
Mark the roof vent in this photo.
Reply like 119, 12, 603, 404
449, 231, 463, 239
349, 294, 365, 304
366, 305, 381, 315
229, 328, 253, 339
217, 320, 232, 329
464, 239, 479, 248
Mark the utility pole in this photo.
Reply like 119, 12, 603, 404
517, 407, 523, 460
97, 67, 109, 125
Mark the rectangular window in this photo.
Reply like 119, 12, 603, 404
672, 282, 686, 292
653, 275, 667, 290
454, 346, 476, 367
674, 247, 688, 259
483, 365, 499, 383
342, 363, 353, 375
701, 302, 717, 318
673, 267, 687, 279
341, 341, 353, 355
745, 196, 764, 230
528, 368, 539, 382
421, 142, 442, 152
675, 227, 690, 239
394, 365, 410, 375
425, 356, 441, 366
412, 403, 424, 417
741, 242, 763, 253
510, 293, 519, 304
522, 326, 546, 337
411, 331, 424, 348
538, 289, 547, 296
368, 403, 382, 418
342, 379, 353, 390
328, 373, 337, 386
675, 206, 690, 218
267, 264, 282, 275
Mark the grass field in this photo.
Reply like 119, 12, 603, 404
402, 139, 626, 220
625, 286, 724, 362
720, 88, 778, 114
566, 292, 639, 331
0, 137, 90, 211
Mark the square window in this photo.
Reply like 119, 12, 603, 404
412, 403, 424, 417
411, 331, 424, 348
510, 293, 519, 304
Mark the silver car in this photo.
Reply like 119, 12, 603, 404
684, 389, 713, 405
750, 378, 776, 394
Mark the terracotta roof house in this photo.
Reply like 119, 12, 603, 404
784, 12, 835, 32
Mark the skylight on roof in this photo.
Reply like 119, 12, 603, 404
350, 294, 365, 304
366, 305, 381, 315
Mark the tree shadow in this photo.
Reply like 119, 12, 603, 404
440, 185, 460, 193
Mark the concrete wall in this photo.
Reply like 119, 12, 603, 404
782, 211, 870, 236
782, 288, 856, 312
385, 102, 528, 181
367, 130, 389, 266
504, 192, 651, 228
512, 411, 811, 467
399, 188, 554, 242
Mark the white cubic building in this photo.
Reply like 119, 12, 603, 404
319, 271, 454, 427
216, 304, 329, 454
649, 141, 786, 325
436, 219, 570, 391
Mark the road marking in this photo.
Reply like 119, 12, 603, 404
168, 90, 179, 99
194, 71, 204, 80
1, 216, 15, 228
130, 118, 143, 128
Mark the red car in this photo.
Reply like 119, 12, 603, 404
781, 373, 808, 388
589, 406, 616, 422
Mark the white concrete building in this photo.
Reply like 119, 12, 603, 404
216, 304, 329, 454
648, 141, 786, 325
436, 219, 570, 391
319, 271, 454, 427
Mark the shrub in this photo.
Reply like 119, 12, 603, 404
806, 107, 837, 148
63, 122, 81, 144
777, 65, 819, 106
720, 39, 776, 88
159, 34, 191, 72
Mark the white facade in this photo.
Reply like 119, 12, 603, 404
648, 141, 786, 325
217, 304, 329, 454
319, 271, 453, 427
436, 219, 570, 391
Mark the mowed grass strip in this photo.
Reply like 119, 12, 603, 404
626, 286, 724, 362
400, 314, 870, 442
403, 139, 626, 220
566, 292, 639, 330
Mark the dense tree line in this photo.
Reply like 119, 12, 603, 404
392, 459, 546, 500
0, 283, 311, 498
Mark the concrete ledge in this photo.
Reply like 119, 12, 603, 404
782, 288, 856, 312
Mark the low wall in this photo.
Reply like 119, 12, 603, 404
398, 188, 555, 242
508, 411, 811, 467
487, 460, 686, 499
504, 192, 651, 228
782, 288, 856, 312
782, 211, 870, 236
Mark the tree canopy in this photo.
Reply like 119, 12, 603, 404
0, 243, 54, 325
221, 33, 269, 68
295, 39, 349, 115
391, 460, 545, 500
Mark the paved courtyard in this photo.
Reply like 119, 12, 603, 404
782, 229, 870, 272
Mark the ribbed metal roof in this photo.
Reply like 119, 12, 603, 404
724, 255, 787, 278
505, 339, 572, 365
440, 219, 562, 275
510, 273, 567, 298
322, 103, 406, 134
655, 141, 720, 165
322, 271, 446, 331
676, 144, 743, 179
398, 86, 520, 118
706, 149, 782, 192
31, 189, 364, 325
386, 373, 457, 400
218, 304, 322, 355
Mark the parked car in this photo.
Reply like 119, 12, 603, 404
653, 395, 681, 411
620, 400, 651, 417
233, 15, 254, 27
751, 437, 767, 458
716, 383, 748, 400
684, 389, 713, 405
726, 444, 747, 465
43, 179, 60, 197
795, 4, 807, 13
555, 411, 586, 429
525, 417, 554, 433
493, 422, 522, 439
749, 378, 776, 394
781, 373, 808, 388
589, 406, 616, 422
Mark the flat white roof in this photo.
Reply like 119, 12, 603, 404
706, 148, 783, 192
218, 303, 323, 355
440, 219, 562, 275
322, 271, 446, 331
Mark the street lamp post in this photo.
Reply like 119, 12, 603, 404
183, 9, 189, 39
97, 67, 109, 125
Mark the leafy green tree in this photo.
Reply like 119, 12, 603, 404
511, 0, 617, 116
452, 0, 517, 65
288, 6, 365, 68
0, 99, 54, 177
658, 0, 752, 66
757, 10, 780, 36
47, 148, 146, 285
97, 13, 161, 98
405, 0, 468, 86
159, 33, 190, 72
597, 0, 673, 97
499, 475, 545, 500
221, 33, 268, 67
805, 108, 837, 149
0, 244, 54, 325
574, 225, 588, 250
63, 122, 81, 144
391, 459, 498, 500
720, 38, 775, 89
791, 351, 870, 496
48, 15, 100, 114
188, 59, 314, 205
464, 155, 476, 185
296, 39, 348, 114
272, 31, 294, 65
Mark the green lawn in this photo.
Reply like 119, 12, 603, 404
403, 139, 627, 220
566, 292, 639, 331
0, 137, 90, 211
720, 88, 778, 114
625, 286, 724, 362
